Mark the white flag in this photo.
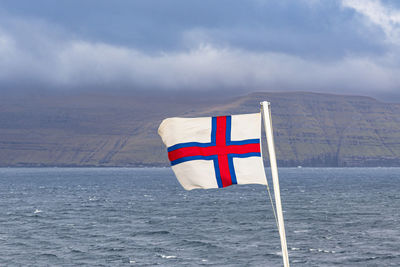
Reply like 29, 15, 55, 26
158, 113, 267, 190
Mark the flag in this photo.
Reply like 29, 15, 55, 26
158, 113, 267, 190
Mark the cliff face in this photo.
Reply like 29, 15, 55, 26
204, 92, 400, 167
1, 91, 400, 167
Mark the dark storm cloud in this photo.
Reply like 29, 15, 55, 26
0, 0, 386, 57
0, 0, 400, 98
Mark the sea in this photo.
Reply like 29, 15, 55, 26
0, 167, 399, 266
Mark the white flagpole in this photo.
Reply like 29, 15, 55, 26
261, 101, 290, 267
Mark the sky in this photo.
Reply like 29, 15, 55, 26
1, 0, 400, 100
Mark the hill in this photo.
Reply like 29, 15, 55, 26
1, 91, 400, 167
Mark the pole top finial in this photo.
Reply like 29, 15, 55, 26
260, 101, 271, 106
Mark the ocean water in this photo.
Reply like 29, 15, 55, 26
0, 168, 399, 266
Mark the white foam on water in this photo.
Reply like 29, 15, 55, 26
160, 254, 177, 259
309, 248, 336, 253
293, 229, 309, 233
291, 247, 300, 251
34, 209, 42, 214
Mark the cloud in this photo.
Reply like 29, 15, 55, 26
1, 3, 400, 99
1, 24, 399, 94
342, 0, 400, 44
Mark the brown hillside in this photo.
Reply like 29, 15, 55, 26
1, 91, 400, 167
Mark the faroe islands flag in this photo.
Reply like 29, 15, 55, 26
158, 113, 267, 190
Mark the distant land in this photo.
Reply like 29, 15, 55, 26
1, 91, 400, 167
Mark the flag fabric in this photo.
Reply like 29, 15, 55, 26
158, 113, 267, 190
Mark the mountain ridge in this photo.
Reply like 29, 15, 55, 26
1, 91, 400, 167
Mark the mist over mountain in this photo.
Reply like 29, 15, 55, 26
1, 91, 399, 167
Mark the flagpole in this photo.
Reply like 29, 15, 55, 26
261, 101, 290, 267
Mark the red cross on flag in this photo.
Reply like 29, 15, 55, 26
158, 113, 267, 190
